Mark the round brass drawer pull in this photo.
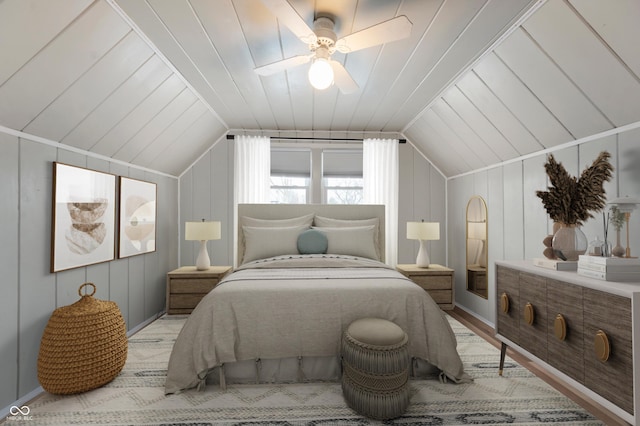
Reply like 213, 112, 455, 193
524, 302, 535, 325
554, 314, 567, 341
594, 330, 610, 362
500, 293, 509, 313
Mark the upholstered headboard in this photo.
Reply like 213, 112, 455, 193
236, 204, 385, 265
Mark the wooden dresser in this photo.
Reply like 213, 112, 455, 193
166, 266, 231, 314
495, 260, 639, 425
396, 264, 454, 310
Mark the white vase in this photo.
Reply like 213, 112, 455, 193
612, 229, 625, 257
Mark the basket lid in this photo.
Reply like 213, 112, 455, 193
51, 283, 118, 318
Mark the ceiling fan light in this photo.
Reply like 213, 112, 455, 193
308, 58, 333, 90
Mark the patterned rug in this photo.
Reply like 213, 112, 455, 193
19, 315, 603, 425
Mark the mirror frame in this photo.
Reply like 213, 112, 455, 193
466, 196, 488, 299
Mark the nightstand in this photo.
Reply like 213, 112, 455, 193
166, 266, 232, 314
396, 264, 455, 310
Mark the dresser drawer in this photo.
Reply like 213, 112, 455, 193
496, 266, 520, 345
519, 272, 547, 362
546, 279, 584, 384
583, 288, 633, 415
170, 278, 218, 293
412, 275, 452, 290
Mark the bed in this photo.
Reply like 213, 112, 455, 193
165, 204, 470, 394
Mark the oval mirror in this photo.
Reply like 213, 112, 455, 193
466, 196, 487, 299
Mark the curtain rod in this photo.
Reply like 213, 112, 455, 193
226, 134, 406, 143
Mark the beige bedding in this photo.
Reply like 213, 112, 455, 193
165, 255, 470, 394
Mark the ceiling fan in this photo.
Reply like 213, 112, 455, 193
255, 0, 412, 94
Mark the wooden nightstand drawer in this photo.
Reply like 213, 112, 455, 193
170, 278, 217, 293
170, 294, 206, 309
412, 275, 451, 289
396, 264, 455, 310
166, 266, 231, 315
427, 289, 452, 304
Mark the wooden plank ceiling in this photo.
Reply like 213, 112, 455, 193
0, 0, 638, 177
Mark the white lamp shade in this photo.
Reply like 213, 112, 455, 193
308, 58, 334, 90
608, 196, 640, 213
407, 222, 440, 241
467, 222, 486, 240
185, 221, 221, 241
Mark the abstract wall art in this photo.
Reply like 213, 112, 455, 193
51, 163, 116, 272
118, 177, 156, 258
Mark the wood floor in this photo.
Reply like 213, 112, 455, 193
448, 307, 630, 426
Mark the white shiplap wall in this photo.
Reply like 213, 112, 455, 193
0, 130, 178, 412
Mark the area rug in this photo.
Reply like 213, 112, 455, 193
20, 315, 603, 425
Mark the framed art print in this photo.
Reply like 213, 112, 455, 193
118, 177, 157, 258
51, 163, 116, 272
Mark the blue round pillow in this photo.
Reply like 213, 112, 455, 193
297, 229, 328, 254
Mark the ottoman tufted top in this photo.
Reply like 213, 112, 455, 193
346, 318, 406, 347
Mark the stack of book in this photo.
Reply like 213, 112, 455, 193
577, 255, 640, 282
533, 258, 577, 271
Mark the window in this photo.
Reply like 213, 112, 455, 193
269, 146, 362, 204
269, 149, 310, 204
322, 149, 363, 204
270, 176, 309, 204
324, 177, 363, 204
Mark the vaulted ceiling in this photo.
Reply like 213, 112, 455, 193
1, 0, 638, 177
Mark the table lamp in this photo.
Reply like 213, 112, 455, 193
185, 219, 221, 270
407, 221, 440, 268
607, 196, 640, 258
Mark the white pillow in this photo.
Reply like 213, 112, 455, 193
239, 214, 314, 263
313, 225, 379, 260
242, 225, 309, 264
242, 213, 314, 228
313, 216, 381, 259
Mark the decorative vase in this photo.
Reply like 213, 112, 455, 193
551, 224, 588, 261
612, 229, 625, 257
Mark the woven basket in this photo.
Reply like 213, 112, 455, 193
37, 283, 128, 395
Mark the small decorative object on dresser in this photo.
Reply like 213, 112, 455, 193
166, 266, 231, 314
535, 151, 613, 261
610, 205, 627, 257
607, 196, 640, 258
396, 264, 454, 310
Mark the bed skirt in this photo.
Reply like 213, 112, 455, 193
204, 356, 440, 389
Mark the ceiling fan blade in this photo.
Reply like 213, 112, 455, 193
331, 61, 358, 94
335, 15, 412, 53
260, 0, 317, 44
255, 54, 312, 76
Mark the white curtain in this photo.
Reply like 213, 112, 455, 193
234, 135, 270, 265
234, 135, 271, 203
363, 138, 399, 267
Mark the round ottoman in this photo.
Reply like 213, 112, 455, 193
341, 318, 410, 420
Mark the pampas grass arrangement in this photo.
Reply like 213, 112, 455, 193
536, 151, 613, 226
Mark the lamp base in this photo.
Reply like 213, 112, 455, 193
195, 240, 211, 271
416, 240, 431, 268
